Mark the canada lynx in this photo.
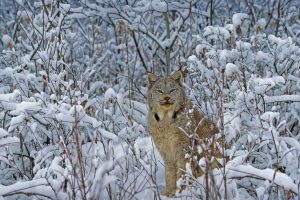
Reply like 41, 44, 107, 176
147, 70, 225, 197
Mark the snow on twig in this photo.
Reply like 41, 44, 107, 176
228, 165, 298, 194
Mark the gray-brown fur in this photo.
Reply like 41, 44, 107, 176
147, 70, 224, 197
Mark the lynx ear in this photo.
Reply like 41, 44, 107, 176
170, 70, 183, 85
147, 73, 158, 88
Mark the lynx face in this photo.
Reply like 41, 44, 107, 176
147, 71, 186, 120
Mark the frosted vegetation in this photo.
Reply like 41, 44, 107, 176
0, 0, 300, 199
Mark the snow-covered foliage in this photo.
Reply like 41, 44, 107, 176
0, 0, 299, 199
187, 14, 300, 199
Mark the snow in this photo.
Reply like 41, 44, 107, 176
232, 13, 249, 26
8, 114, 25, 132
0, 178, 56, 198
129, 100, 148, 115
34, 0, 56, 7
264, 95, 300, 103
225, 63, 239, 76
33, 145, 58, 174
0, 67, 14, 78
228, 165, 298, 194
151, 0, 167, 13
0, 136, 19, 146
98, 128, 119, 142
0, 128, 9, 139
91, 159, 115, 199
249, 76, 285, 94
1, 35, 12, 46
256, 51, 273, 63
268, 34, 282, 44
0, 1, 300, 199
278, 137, 300, 152
134, 137, 164, 181
60, 3, 71, 13
256, 18, 266, 29
203, 26, 230, 41
0, 90, 21, 102
196, 44, 205, 55
224, 112, 241, 141
104, 88, 117, 102
188, 55, 197, 61
260, 111, 279, 124
15, 0, 23, 6
10, 101, 41, 115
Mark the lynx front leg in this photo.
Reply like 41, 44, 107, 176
176, 157, 186, 181
176, 155, 187, 193
164, 159, 177, 197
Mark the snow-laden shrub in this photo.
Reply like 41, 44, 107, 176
186, 14, 300, 199
0, 0, 299, 199
0, 1, 161, 199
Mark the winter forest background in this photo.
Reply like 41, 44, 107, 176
0, 0, 300, 199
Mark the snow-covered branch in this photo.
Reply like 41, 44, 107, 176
228, 165, 298, 194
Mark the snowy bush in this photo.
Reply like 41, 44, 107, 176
187, 14, 300, 199
0, 0, 300, 199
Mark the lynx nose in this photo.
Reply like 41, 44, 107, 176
164, 96, 170, 101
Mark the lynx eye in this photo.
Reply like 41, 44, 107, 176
155, 89, 164, 94
170, 89, 178, 93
